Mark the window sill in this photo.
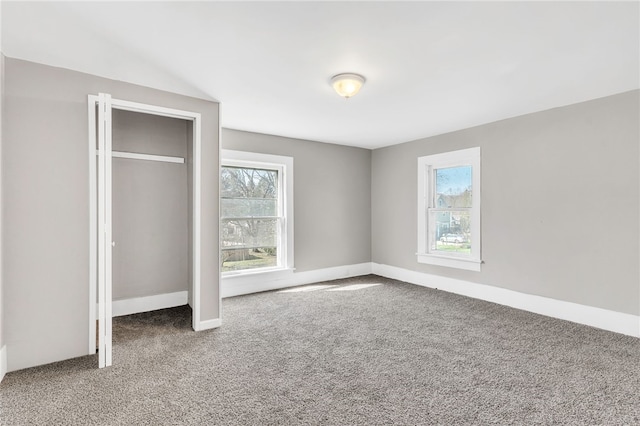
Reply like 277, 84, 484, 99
416, 253, 482, 272
222, 267, 295, 281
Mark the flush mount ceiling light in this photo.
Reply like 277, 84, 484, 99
331, 73, 365, 99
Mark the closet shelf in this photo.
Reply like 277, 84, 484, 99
96, 150, 185, 164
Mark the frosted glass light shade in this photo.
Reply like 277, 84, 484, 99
331, 73, 365, 98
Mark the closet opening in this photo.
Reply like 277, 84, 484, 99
88, 94, 202, 368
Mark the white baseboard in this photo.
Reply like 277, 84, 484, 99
222, 262, 373, 298
196, 318, 222, 331
0, 345, 7, 382
372, 263, 640, 338
111, 291, 188, 317
0, 345, 7, 383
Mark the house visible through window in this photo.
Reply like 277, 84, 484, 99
417, 147, 481, 271
221, 150, 294, 275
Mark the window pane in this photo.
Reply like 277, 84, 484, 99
221, 198, 277, 218
221, 246, 278, 272
221, 218, 278, 249
435, 166, 472, 208
221, 167, 278, 199
429, 210, 471, 254
221, 218, 279, 271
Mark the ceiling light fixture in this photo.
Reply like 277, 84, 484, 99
331, 73, 365, 99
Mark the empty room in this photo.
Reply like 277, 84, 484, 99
0, 1, 638, 425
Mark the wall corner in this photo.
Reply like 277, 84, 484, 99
0, 345, 6, 383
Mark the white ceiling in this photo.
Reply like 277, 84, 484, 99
2, 1, 638, 149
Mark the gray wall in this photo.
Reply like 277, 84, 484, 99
112, 110, 189, 300
0, 53, 4, 355
372, 90, 640, 315
3, 58, 220, 372
222, 129, 371, 272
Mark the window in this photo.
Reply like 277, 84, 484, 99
417, 147, 481, 271
221, 150, 293, 275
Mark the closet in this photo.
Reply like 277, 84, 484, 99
112, 110, 188, 306
88, 94, 203, 368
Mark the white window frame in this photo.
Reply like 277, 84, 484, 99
417, 147, 481, 271
221, 150, 294, 277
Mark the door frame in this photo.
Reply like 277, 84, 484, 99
88, 94, 203, 367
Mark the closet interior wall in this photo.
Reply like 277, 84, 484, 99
111, 109, 191, 305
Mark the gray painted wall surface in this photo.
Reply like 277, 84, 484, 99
372, 90, 640, 315
3, 58, 220, 372
0, 53, 4, 353
222, 129, 372, 272
112, 110, 189, 300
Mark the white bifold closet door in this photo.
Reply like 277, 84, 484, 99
96, 92, 113, 368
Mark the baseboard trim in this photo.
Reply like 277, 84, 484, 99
222, 262, 373, 298
0, 345, 7, 383
372, 263, 640, 338
111, 291, 188, 317
195, 318, 222, 331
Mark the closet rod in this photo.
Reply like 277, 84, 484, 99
96, 150, 185, 164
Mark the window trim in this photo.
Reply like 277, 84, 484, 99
417, 147, 481, 271
221, 150, 294, 277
